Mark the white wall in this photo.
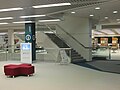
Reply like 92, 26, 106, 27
57, 16, 92, 61
8, 30, 14, 53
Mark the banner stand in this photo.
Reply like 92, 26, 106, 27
20, 43, 32, 64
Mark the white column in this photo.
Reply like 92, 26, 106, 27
96, 24, 102, 30
8, 30, 14, 53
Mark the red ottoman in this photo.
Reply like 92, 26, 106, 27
4, 64, 18, 68
20, 66, 34, 76
4, 66, 20, 77
4, 63, 35, 78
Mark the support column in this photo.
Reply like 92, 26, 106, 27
96, 24, 102, 30
8, 30, 14, 53
25, 23, 36, 61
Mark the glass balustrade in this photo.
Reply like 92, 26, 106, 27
36, 48, 71, 63
0, 46, 71, 64
92, 46, 111, 60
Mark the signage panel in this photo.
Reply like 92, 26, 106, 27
20, 43, 32, 64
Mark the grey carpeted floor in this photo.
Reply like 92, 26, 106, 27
74, 60, 120, 74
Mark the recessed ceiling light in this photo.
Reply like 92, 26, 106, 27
20, 15, 46, 18
32, 3, 71, 8
38, 19, 60, 22
105, 17, 108, 19
0, 22, 8, 25
0, 7, 23, 12
95, 7, 100, 10
0, 32, 7, 35
0, 17, 13, 20
90, 14, 94, 17
113, 10, 118, 14
14, 32, 25, 34
71, 12, 75, 14
117, 19, 120, 21
13, 21, 33, 24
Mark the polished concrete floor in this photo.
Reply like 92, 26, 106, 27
0, 61, 120, 90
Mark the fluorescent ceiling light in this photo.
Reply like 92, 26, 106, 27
90, 14, 94, 17
13, 21, 33, 24
0, 22, 8, 25
44, 31, 55, 34
95, 7, 100, 10
14, 32, 25, 34
0, 7, 23, 12
39, 19, 60, 22
32, 3, 71, 8
0, 17, 13, 20
0, 33, 7, 35
20, 15, 46, 18
113, 10, 118, 14
71, 12, 75, 14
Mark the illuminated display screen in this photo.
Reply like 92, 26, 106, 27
21, 44, 30, 50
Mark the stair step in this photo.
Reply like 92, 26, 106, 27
72, 56, 83, 59
71, 52, 78, 54
71, 54, 81, 57
71, 50, 76, 52
72, 58, 84, 61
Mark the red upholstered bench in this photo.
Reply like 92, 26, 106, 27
4, 64, 18, 68
20, 66, 34, 76
4, 66, 20, 78
4, 64, 34, 78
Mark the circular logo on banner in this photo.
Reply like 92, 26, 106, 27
26, 34, 31, 41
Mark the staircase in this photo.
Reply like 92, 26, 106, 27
71, 49, 86, 64
46, 33, 86, 63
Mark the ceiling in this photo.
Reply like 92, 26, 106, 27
93, 29, 120, 37
66, 0, 120, 25
0, 0, 120, 31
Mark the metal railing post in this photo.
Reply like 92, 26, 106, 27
108, 46, 111, 59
